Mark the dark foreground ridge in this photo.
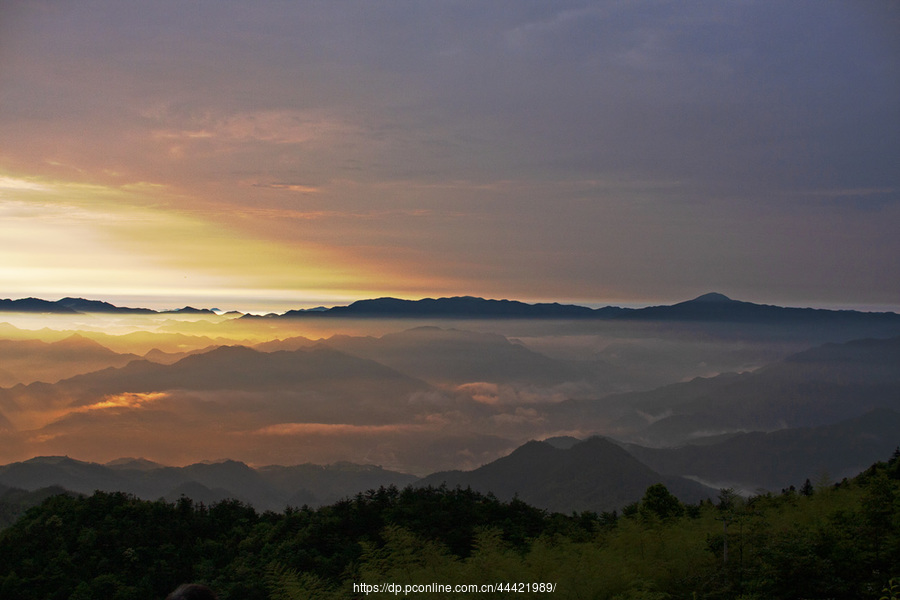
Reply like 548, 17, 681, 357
1, 451, 898, 600
417, 436, 712, 512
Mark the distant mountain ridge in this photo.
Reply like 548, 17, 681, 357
619, 293, 900, 323
620, 408, 900, 493
275, 296, 611, 319
0, 344, 432, 418
244, 293, 900, 324
0, 456, 417, 512
0, 335, 141, 387
4, 293, 900, 324
0, 297, 217, 315
580, 335, 900, 447
309, 326, 611, 387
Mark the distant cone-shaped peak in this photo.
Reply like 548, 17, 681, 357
691, 292, 733, 303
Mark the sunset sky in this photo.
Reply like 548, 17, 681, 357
1, 1, 898, 313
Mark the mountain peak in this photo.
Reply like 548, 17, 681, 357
690, 292, 733, 303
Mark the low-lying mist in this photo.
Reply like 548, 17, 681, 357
1, 310, 898, 476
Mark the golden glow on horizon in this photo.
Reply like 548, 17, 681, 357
3, 171, 895, 314
0, 172, 432, 309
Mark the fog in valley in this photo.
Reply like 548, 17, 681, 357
2, 299, 897, 484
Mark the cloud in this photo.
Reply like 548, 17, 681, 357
0, 176, 50, 192
76, 392, 169, 412
636, 409, 674, 426
489, 407, 545, 427
250, 422, 426, 436
455, 382, 579, 406
251, 183, 321, 194
148, 109, 361, 147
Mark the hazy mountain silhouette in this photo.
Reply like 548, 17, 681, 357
0, 456, 134, 493
3, 401, 896, 512
236, 293, 900, 328
257, 463, 418, 506
268, 296, 606, 319
5, 294, 900, 480
252, 336, 317, 353
160, 460, 417, 509
0, 411, 14, 432
0, 484, 72, 528
769, 335, 900, 383
621, 408, 900, 492
0, 320, 241, 356
166, 460, 276, 507
593, 335, 900, 446
88, 331, 237, 355
163, 480, 240, 506
541, 436, 583, 450
162, 306, 217, 315
0, 441, 716, 515
619, 293, 900, 324
418, 436, 714, 513
6, 294, 900, 333
0, 335, 140, 387
0, 344, 430, 410
105, 457, 165, 471
320, 327, 615, 387
0, 456, 418, 512
0, 343, 444, 469
0, 297, 220, 315
256, 326, 629, 395
56, 298, 155, 314
141, 346, 220, 365
0, 298, 78, 313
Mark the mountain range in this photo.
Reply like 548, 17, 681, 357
258, 326, 620, 389
1, 398, 897, 517
5, 293, 900, 327
0, 456, 417, 513
0, 437, 715, 516
619, 408, 900, 493
417, 436, 713, 513
6, 403, 895, 517
0, 335, 142, 387
247, 292, 900, 326
2, 292, 899, 519
0, 297, 216, 315
0, 344, 435, 433
568, 334, 900, 446
1, 325, 898, 475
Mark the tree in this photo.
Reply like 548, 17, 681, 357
800, 479, 814, 497
640, 484, 684, 522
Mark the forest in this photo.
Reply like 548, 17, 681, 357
0, 452, 898, 600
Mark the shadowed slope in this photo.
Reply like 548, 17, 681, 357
418, 436, 713, 513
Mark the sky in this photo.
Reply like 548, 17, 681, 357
1, 1, 899, 313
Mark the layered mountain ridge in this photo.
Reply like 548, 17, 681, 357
4, 293, 900, 325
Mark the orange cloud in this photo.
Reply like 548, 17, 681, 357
76, 392, 170, 412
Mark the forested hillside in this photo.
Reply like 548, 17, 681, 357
1, 452, 898, 599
